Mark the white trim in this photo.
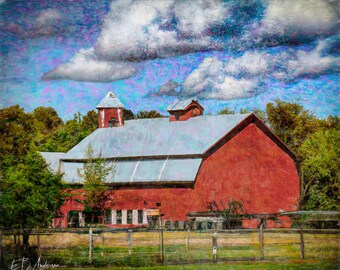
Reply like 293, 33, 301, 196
157, 156, 169, 181
132, 210, 138, 225
111, 210, 116, 225
122, 210, 127, 225
130, 159, 140, 182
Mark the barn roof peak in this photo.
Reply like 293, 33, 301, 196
96, 91, 124, 109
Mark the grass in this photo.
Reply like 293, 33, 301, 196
2, 231, 339, 269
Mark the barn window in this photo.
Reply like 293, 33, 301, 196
127, 210, 133, 224
116, 210, 122, 224
138, 210, 143, 224
108, 117, 116, 127
105, 210, 111, 224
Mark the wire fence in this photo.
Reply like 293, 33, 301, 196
1, 226, 339, 268
1, 211, 339, 268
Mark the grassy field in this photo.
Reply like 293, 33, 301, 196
2, 230, 339, 269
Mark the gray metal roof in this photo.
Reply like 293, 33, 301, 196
62, 113, 250, 159
96, 91, 125, 108
60, 158, 201, 184
41, 113, 251, 184
40, 152, 65, 173
166, 98, 197, 111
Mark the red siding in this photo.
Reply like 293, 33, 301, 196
98, 108, 124, 128
56, 123, 299, 228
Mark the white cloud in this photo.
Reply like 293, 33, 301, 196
42, 48, 137, 82
182, 57, 259, 100
155, 80, 179, 96
259, 0, 338, 37
287, 41, 339, 78
36, 9, 62, 28
224, 51, 269, 76
95, 0, 228, 60
181, 40, 339, 100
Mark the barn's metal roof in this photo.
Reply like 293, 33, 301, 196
166, 98, 197, 111
96, 91, 124, 108
40, 152, 65, 173
63, 113, 250, 160
42, 113, 250, 184
60, 158, 201, 184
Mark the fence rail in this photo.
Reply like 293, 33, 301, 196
1, 227, 339, 269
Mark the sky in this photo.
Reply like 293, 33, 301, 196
0, 0, 339, 120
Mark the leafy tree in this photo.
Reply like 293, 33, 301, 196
123, 109, 135, 120
77, 144, 115, 224
136, 110, 164, 119
206, 199, 244, 229
266, 100, 320, 155
0, 147, 64, 249
32, 106, 63, 133
39, 111, 98, 152
0, 105, 37, 169
218, 108, 236, 115
299, 130, 340, 210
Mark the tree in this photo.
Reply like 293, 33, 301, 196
39, 111, 98, 152
266, 100, 320, 156
0, 147, 64, 250
299, 130, 340, 210
206, 199, 244, 229
32, 106, 63, 133
218, 108, 235, 115
123, 109, 135, 120
77, 144, 115, 224
0, 105, 37, 169
136, 110, 164, 119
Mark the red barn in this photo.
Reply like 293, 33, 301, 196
41, 92, 300, 229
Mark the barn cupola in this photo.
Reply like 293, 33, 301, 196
96, 91, 125, 128
167, 98, 204, 121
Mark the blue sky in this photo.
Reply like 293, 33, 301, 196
0, 0, 339, 119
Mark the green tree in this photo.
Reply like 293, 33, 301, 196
0, 105, 37, 169
136, 110, 164, 119
266, 100, 320, 155
39, 111, 98, 152
77, 144, 115, 224
299, 130, 340, 210
0, 147, 64, 248
218, 108, 235, 115
123, 109, 135, 120
32, 106, 63, 133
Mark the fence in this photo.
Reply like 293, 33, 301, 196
1, 226, 339, 269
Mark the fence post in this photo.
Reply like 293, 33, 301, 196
186, 228, 190, 252
0, 229, 3, 268
159, 216, 164, 264
36, 226, 41, 258
259, 222, 264, 260
89, 227, 93, 264
212, 231, 218, 263
127, 230, 132, 255
101, 233, 105, 256
300, 223, 305, 259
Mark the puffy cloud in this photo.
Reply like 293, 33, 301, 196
42, 48, 137, 82
154, 80, 179, 96
1, 8, 64, 37
182, 57, 260, 100
258, 0, 338, 38
287, 41, 339, 78
94, 0, 229, 61
180, 40, 339, 100
36, 9, 62, 28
